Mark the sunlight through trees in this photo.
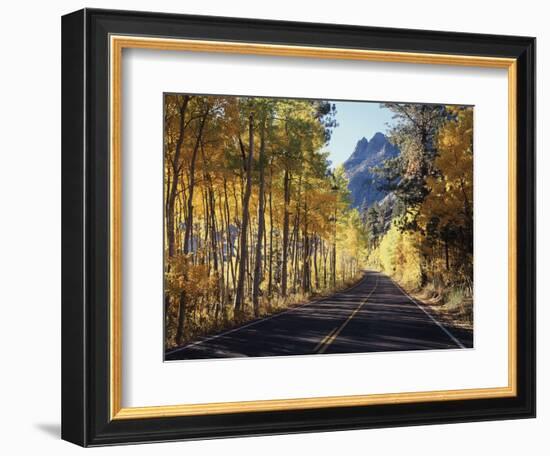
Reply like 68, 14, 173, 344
164, 95, 366, 347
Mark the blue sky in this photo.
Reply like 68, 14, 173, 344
324, 101, 396, 167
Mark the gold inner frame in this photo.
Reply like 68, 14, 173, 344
109, 35, 518, 420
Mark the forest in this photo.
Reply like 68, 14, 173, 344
365, 104, 474, 326
163, 95, 474, 350
164, 95, 366, 348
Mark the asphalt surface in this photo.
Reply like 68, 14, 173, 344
165, 271, 473, 361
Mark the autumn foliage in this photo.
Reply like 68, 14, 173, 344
367, 105, 474, 324
164, 96, 474, 348
164, 95, 367, 348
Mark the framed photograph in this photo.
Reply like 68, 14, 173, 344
61, 8, 535, 446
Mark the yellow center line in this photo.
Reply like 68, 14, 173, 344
313, 326, 339, 352
315, 275, 379, 354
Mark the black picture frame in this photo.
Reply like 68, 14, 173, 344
62, 8, 536, 447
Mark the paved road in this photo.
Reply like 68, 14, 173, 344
165, 271, 473, 360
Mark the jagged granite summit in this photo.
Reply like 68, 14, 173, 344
343, 132, 399, 210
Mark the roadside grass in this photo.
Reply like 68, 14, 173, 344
166, 272, 366, 351
404, 281, 473, 331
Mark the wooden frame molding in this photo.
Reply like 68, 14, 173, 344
109, 35, 518, 421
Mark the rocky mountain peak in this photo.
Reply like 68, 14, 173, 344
343, 132, 399, 210
343, 137, 369, 170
